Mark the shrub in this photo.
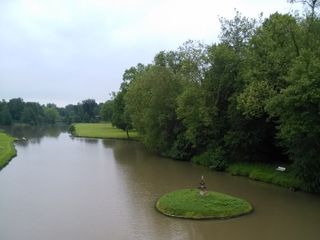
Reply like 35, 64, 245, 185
192, 147, 227, 171
68, 125, 75, 134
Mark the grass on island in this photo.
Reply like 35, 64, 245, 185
0, 132, 17, 170
72, 123, 139, 140
156, 189, 253, 219
227, 162, 303, 190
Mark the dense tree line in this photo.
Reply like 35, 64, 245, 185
109, 2, 320, 192
0, 98, 102, 125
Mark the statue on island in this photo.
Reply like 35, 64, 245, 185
198, 175, 207, 196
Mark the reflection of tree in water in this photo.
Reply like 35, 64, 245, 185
83, 138, 99, 144
107, 140, 207, 239
101, 139, 121, 149
3, 125, 66, 147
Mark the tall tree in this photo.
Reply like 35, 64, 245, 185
8, 98, 24, 122
125, 66, 186, 157
111, 64, 146, 138
0, 101, 12, 125
81, 99, 99, 122
112, 90, 132, 138
100, 100, 113, 122
21, 102, 44, 125
43, 104, 60, 125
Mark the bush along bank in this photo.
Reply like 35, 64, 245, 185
192, 151, 304, 192
226, 162, 304, 191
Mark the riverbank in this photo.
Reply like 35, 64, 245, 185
0, 131, 17, 170
226, 162, 304, 191
71, 123, 304, 192
156, 189, 253, 219
71, 123, 139, 140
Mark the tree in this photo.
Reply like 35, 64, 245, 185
235, 13, 302, 163
288, 0, 320, 18
267, 51, 320, 192
111, 63, 149, 138
219, 10, 259, 53
125, 66, 185, 156
100, 100, 113, 122
0, 101, 12, 125
43, 105, 60, 125
112, 90, 132, 138
264, 6, 320, 192
21, 102, 44, 125
8, 98, 24, 122
177, 40, 209, 83
81, 99, 99, 122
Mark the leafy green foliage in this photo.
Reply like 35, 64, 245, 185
116, 9, 320, 192
112, 90, 132, 138
21, 102, 45, 125
125, 66, 183, 154
192, 147, 227, 171
267, 50, 320, 192
43, 105, 60, 125
0, 101, 12, 125
0, 98, 103, 126
8, 98, 24, 122
100, 100, 113, 122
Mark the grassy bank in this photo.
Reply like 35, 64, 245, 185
0, 132, 17, 170
156, 189, 253, 219
226, 162, 303, 190
72, 123, 139, 140
72, 123, 303, 191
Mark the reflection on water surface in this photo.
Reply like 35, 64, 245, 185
0, 129, 319, 240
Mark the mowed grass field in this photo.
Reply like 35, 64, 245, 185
0, 132, 17, 170
73, 123, 139, 140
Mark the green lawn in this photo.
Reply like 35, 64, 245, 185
0, 132, 17, 170
156, 189, 253, 219
72, 123, 139, 140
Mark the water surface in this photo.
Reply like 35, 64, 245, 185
0, 131, 319, 240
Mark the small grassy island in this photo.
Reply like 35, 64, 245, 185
156, 189, 253, 219
0, 132, 17, 170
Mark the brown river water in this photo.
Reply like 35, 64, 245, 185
0, 128, 319, 240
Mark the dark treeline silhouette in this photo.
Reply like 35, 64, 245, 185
0, 98, 101, 125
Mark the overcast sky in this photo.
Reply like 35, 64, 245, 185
0, 0, 298, 106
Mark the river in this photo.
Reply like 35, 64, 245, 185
0, 128, 319, 240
